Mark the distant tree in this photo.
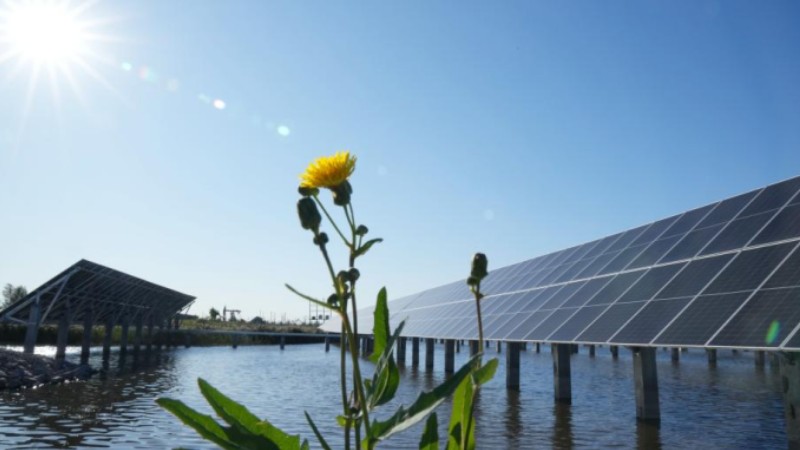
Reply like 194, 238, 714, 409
209, 307, 220, 320
2, 284, 27, 308
250, 316, 266, 325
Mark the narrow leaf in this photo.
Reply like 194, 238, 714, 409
304, 412, 332, 450
156, 398, 238, 450
354, 238, 383, 258
473, 358, 498, 386
368, 354, 481, 444
198, 378, 303, 449
371, 287, 390, 363
285, 284, 336, 311
447, 375, 475, 450
419, 412, 439, 450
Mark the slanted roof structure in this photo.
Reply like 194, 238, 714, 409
330, 175, 800, 351
0, 259, 195, 328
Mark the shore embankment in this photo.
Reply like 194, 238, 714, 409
0, 349, 95, 391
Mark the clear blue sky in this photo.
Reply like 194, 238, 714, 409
1, 1, 798, 321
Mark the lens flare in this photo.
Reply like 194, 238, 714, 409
765, 320, 781, 345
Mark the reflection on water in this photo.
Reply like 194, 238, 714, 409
0, 344, 788, 449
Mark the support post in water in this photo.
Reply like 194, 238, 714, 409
779, 352, 800, 449
81, 308, 94, 364
102, 317, 114, 360
610, 345, 619, 359
506, 341, 521, 391
671, 348, 680, 363
588, 345, 596, 357
133, 315, 143, 354
536, 342, 541, 354
552, 343, 572, 404
23, 298, 41, 354
632, 346, 660, 423
425, 338, 435, 371
470, 340, 479, 356
119, 316, 130, 355
755, 350, 765, 367
280, 335, 286, 350
444, 339, 455, 374
325, 336, 331, 353
707, 348, 717, 366
396, 337, 406, 364
55, 312, 70, 361
412, 337, 420, 367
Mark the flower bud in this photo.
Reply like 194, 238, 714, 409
298, 186, 319, 197
356, 225, 368, 236
348, 268, 360, 282
470, 253, 488, 282
327, 294, 339, 307
313, 232, 329, 246
467, 276, 479, 287
332, 180, 352, 206
297, 197, 321, 232
337, 270, 350, 285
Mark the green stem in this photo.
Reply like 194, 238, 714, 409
475, 282, 484, 359
340, 321, 351, 450
342, 312, 372, 444
315, 196, 350, 246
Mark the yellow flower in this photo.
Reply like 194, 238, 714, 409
299, 151, 357, 189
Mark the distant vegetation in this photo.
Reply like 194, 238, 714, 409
179, 318, 320, 334
2, 284, 27, 309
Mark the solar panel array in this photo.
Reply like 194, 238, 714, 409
378, 175, 800, 350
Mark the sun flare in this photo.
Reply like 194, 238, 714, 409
3, 1, 87, 65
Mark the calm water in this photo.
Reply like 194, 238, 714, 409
0, 343, 787, 449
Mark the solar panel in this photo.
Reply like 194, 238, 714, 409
357, 175, 800, 351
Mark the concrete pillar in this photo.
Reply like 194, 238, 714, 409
632, 347, 660, 423
119, 317, 130, 354
444, 339, 455, 374
486, 340, 490, 348
397, 337, 406, 364
506, 342, 521, 390
102, 317, 114, 360
755, 351, 766, 367
23, 300, 41, 354
55, 313, 70, 361
367, 337, 374, 355
81, 310, 94, 364
552, 343, 572, 404
133, 316, 143, 353
610, 345, 619, 359
522, 342, 527, 351
779, 352, 800, 449
707, 349, 717, 366
496, 341, 502, 353
572, 344, 579, 354
425, 338, 435, 371
671, 348, 680, 363
280, 335, 286, 350
146, 318, 154, 351
536, 342, 541, 354
325, 336, 331, 353
412, 337, 420, 367
589, 345, 596, 357
470, 340, 480, 356
456, 339, 461, 353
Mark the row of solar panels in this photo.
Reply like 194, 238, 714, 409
373, 175, 800, 350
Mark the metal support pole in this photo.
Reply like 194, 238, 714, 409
444, 339, 455, 374
470, 340, 479, 356
779, 352, 800, 449
280, 335, 286, 350
632, 347, 660, 423
133, 316, 143, 354
755, 350, 766, 367
146, 317, 154, 352
55, 313, 70, 361
707, 348, 717, 366
81, 309, 94, 364
119, 317, 130, 355
102, 317, 114, 360
425, 338, 435, 371
588, 345, 596, 357
671, 348, 680, 363
610, 345, 619, 359
506, 341, 521, 390
536, 342, 541, 353
397, 337, 406, 364
325, 336, 331, 353
23, 299, 41, 354
496, 341, 502, 353
412, 337, 420, 367
552, 343, 572, 404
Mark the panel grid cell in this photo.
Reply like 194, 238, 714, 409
705, 243, 794, 294
627, 234, 683, 270
560, 277, 613, 308
549, 305, 608, 341
661, 204, 716, 238
654, 292, 751, 346
765, 245, 800, 289
751, 203, 800, 246
524, 309, 577, 341
659, 224, 724, 263
700, 212, 775, 256
577, 302, 647, 343
739, 177, 800, 217
586, 270, 647, 306
711, 287, 800, 347
617, 263, 686, 303
610, 297, 692, 344
630, 216, 679, 247
656, 254, 733, 299
697, 191, 758, 228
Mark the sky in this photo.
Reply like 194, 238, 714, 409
1, 0, 798, 323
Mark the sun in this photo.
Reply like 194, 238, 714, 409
2, 1, 88, 65
0, 0, 117, 120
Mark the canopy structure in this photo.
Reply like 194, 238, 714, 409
329, 174, 800, 352
0, 259, 195, 354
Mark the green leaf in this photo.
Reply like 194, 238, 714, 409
474, 358, 498, 386
354, 238, 383, 258
447, 374, 475, 450
367, 354, 481, 445
371, 287, 390, 363
304, 412, 332, 450
198, 378, 304, 450
368, 352, 400, 409
419, 412, 439, 450
155, 397, 238, 450
285, 284, 336, 311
